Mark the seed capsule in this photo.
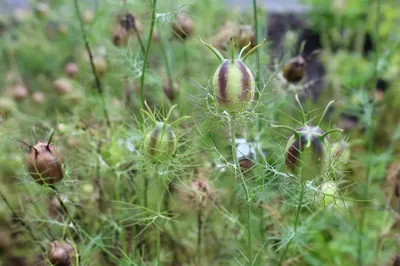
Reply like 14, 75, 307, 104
112, 24, 128, 47
163, 80, 180, 101
285, 126, 328, 179
144, 122, 177, 161
53, 78, 73, 96
202, 39, 265, 112
282, 56, 306, 83
64, 62, 78, 78
238, 25, 255, 50
93, 57, 107, 76
32, 92, 45, 104
49, 240, 74, 266
27, 142, 64, 185
318, 180, 339, 207
172, 14, 194, 40
330, 140, 350, 164
12, 84, 28, 101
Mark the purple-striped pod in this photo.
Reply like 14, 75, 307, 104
201, 38, 266, 113
144, 122, 177, 161
285, 126, 330, 179
271, 95, 343, 181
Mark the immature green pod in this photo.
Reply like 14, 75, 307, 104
318, 180, 339, 207
27, 142, 64, 185
144, 122, 177, 161
202, 38, 265, 113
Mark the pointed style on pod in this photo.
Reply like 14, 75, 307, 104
201, 38, 266, 112
270, 95, 343, 180
144, 122, 177, 161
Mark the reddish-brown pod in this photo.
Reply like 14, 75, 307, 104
54, 78, 73, 96
172, 14, 195, 40
49, 241, 75, 266
27, 142, 64, 185
163, 80, 180, 101
64, 62, 79, 78
12, 84, 28, 101
32, 92, 45, 104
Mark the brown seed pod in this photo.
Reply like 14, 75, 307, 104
53, 78, 73, 96
112, 24, 129, 47
172, 14, 195, 40
27, 142, 64, 185
12, 84, 28, 101
163, 80, 180, 101
238, 25, 255, 50
32, 92, 45, 105
211, 22, 239, 51
282, 56, 306, 83
49, 240, 75, 266
64, 62, 78, 78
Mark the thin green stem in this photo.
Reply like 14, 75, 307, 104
230, 116, 253, 266
140, 0, 157, 108
358, 1, 380, 265
197, 209, 203, 263
279, 183, 305, 265
73, 0, 111, 128
144, 177, 149, 208
252, 0, 260, 100
159, 31, 174, 96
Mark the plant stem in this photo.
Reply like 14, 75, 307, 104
144, 176, 149, 208
230, 116, 253, 266
139, 0, 157, 108
73, 0, 111, 128
358, 1, 380, 265
252, 0, 261, 100
159, 31, 174, 96
197, 208, 203, 263
279, 183, 305, 265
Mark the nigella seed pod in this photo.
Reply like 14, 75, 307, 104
163, 80, 180, 101
64, 62, 78, 78
282, 56, 306, 83
27, 142, 64, 185
201, 38, 266, 112
238, 25, 255, 50
271, 95, 343, 180
172, 14, 194, 40
330, 140, 350, 164
32, 92, 45, 105
12, 84, 28, 102
285, 126, 328, 178
317, 180, 341, 208
144, 122, 177, 161
49, 240, 75, 266
54, 78, 73, 96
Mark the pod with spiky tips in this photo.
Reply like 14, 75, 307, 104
48, 240, 75, 266
270, 95, 343, 181
26, 128, 65, 185
201, 38, 266, 113
144, 122, 177, 161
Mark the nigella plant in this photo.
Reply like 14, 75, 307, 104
271, 94, 343, 181
201, 38, 266, 113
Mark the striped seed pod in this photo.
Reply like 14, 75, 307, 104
201, 38, 266, 112
271, 95, 343, 181
144, 122, 177, 161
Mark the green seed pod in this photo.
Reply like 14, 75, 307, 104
201, 38, 266, 113
0, 97, 16, 117
27, 142, 64, 185
318, 180, 338, 206
330, 140, 350, 164
144, 122, 177, 161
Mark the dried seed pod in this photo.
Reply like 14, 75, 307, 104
64, 62, 78, 78
238, 25, 255, 50
112, 24, 128, 47
12, 84, 28, 101
202, 39, 266, 112
211, 22, 239, 51
93, 57, 107, 76
172, 14, 195, 40
53, 78, 73, 96
163, 80, 180, 101
144, 122, 177, 161
236, 138, 256, 170
32, 92, 45, 104
49, 240, 74, 266
119, 13, 136, 32
282, 56, 306, 83
27, 142, 64, 185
